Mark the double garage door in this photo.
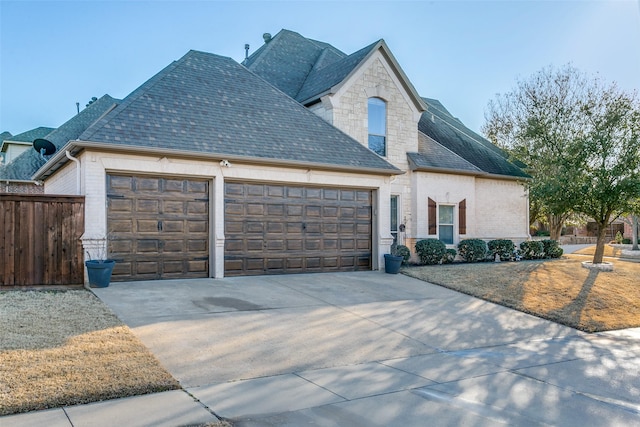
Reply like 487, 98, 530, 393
107, 174, 372, 280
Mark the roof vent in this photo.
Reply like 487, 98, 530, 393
263, 33, 272, 43
244, 43, 250, 60
431, 114, 435, 123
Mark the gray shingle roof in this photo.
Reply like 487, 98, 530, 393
408, 133, 482, 174
295, 40, 380, 104
244, 30, 347, 99
78, 50, 400, 173
0, 95, 118, 181
419, 98, 528, 178
245, 30, 382, 106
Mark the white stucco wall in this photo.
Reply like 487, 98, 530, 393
413, 171, 476, 244
45, 157, 81, 195
411, 171, 529, 248
44, 150, 392, 278
475, 178, 529, 241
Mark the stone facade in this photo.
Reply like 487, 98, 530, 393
314, 52, 422, 250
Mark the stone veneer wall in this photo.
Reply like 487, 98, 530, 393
317, 52, 421, 248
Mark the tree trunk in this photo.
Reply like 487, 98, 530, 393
548, 213, 564, 241
633, 215, 639, 251
592, 223, 608, 264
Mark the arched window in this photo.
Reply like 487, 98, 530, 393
368, 97, 386, 156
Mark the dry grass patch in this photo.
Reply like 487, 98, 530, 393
402, 255, 640, 333
0, 290, 180, 416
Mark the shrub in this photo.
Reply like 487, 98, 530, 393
443, 248, 457, 264
394, 245, 411, 264
487, 239, 515, 261
614, 231, 624, 244
540, 239, 563, 259
519, 241, 544, 260
622, 238, 632, 244
457, 239, 487, 263
415, 239, 446, 265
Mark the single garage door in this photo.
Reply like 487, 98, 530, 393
107, 174, 209, 281
224, 182, 372, 276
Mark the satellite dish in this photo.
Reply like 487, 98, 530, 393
33, 138, 56, 156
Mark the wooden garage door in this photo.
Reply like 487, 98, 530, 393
224, 182, 372, 276
107, 174, 209, 281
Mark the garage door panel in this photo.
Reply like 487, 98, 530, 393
306, 206, 321, 217
110, 198, 133, 213
323, 239, 338, 250
137, 199, 159, 213
246, 222, 263, 233
188, 240, 207, 252
110, 219, 133, 233
324, 189, 338, 200
188, 220, 208, 233
267, 204, 284, 216
247, 204, 264, 215
137, 219, 159, 233
224, 182, 371, 276
137, 261, 159, 274
163, 200, 184, 214
109, 175, 134, 191
163, 220, 184, 233
188, 201, 207, 214
305, 223, 321, 233
340, 190, 355, 201
137, 177, 160, 192
137, 240, 160, 252
247, 240, 264, 251
225, 203, 243, 215
164, 179, 185, 193
107, 174, 209, 281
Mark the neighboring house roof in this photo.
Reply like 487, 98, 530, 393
1, 127, 55, 153
0, 131, 12, 141
418, 98, 529, 179
0, 95, 118, 181
34, 50, 398, 179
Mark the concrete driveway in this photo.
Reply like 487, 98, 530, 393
94, 271, 640, 426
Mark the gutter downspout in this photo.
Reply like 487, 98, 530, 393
65, 150, 81, 194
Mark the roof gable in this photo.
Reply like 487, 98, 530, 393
419, 98, 528, 179
70, 50, 399, 174
295, 40, 380, 104
244, 29, 347, 99
247, 30, 426, 113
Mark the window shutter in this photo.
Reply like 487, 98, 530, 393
428, 198, 437, 235
459, 199, 467, 235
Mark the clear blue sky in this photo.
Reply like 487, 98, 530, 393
1, 0, 639, 136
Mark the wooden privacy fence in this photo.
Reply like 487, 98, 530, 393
0, 194, 85, 287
